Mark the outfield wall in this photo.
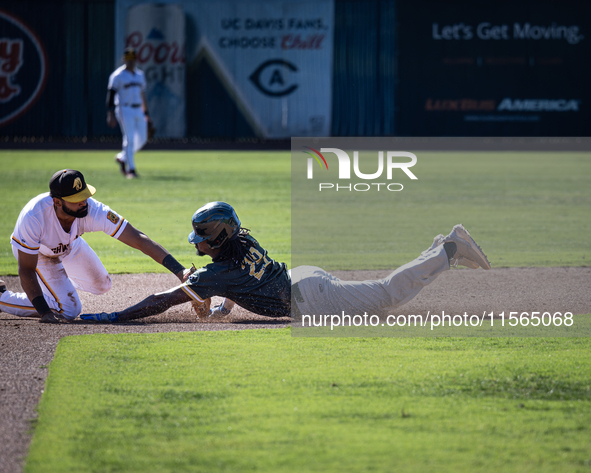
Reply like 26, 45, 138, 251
396, 0, 591, 137
0, 0, 589, 141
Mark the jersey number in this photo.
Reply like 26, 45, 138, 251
242, 248, 271, 281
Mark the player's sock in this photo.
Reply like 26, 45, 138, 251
443, 242, 457, 260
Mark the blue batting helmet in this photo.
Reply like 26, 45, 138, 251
188, 202, 241, 249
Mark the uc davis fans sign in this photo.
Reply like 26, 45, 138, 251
0, 10, 47, 127
116, 0, 334, 138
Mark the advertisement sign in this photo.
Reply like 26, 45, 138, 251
0, 9, 47, 128
397, 1, 591, 136
116, 0, 334, 138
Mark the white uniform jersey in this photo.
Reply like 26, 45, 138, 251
11, 193, 128, 258
107, 65, 146, 106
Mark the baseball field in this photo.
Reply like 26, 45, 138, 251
1, 150, 590, 472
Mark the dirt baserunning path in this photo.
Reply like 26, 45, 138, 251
1, 267, 590, 473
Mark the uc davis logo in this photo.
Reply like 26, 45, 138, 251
0, 10, 47, 127
250, 59, 298, 97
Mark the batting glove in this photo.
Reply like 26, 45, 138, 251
208, 299, 232, 318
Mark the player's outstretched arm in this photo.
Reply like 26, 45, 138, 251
81, 286, 191, 323
117, 223, 193, 281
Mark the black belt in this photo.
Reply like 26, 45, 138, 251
291, 282, 304, 318
122, 104, 142, 108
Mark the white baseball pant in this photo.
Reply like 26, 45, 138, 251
116, 105, 147, 172
0, 238, 112, 320
291, 244, 450, 316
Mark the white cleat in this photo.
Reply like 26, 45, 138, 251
422, 234, 479, 269
443, 224, 491, 270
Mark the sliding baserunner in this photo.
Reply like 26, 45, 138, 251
80, 201, 490, 323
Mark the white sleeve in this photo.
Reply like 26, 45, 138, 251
11, 214, 42, 255
108, 72, 118, 91
82, 198, 128, 238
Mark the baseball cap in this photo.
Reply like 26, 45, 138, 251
123, 47, 137, 60
49, 169, 96, 203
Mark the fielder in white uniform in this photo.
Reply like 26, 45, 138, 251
0, 169, 193, 323
107, 47, 149, 179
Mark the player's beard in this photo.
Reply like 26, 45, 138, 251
196, 248, 206, 257
62, 204, 88, 218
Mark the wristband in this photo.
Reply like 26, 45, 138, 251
31, 296, 51, 315
162, 254, 185, 275
144, 111, 149, 117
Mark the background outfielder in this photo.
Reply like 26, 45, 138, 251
106, 47, 153, 179
81, 202, 490, 323
0, 169, 192, 323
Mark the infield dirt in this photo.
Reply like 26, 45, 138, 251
1, 267, 590, 473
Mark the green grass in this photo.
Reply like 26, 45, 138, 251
292, 152, 591, 269
1, 150, 590, 273
26, 329, 591, 473
10, 150, 590, 472
0, 151, 290, 274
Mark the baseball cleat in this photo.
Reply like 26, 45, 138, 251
115, 154, 126, 176
451, 256, 480, 270
443, 224, 491, 270
80, 312, 120, 323
126, 170, 139, 179
421, 235, 479, 269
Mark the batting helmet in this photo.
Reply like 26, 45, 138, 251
188, 202, 241, 249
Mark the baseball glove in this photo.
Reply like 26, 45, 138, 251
192, 298, 211, 320
147, 119, 156, 140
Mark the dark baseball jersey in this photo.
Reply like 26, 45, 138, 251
181, 235, 291, 317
